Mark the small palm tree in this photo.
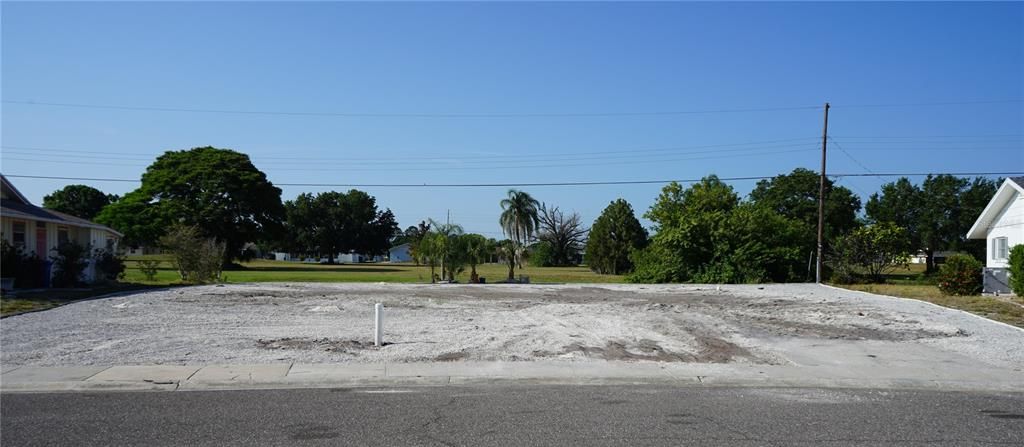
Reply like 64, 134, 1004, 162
499, 189, 540, 280
496, 239, 520, 282
463, 234, 492, 283
427, 219, 464, 281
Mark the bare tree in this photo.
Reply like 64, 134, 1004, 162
537, 203, 588, 266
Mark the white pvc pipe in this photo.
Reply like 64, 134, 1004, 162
374, 303, 383, 347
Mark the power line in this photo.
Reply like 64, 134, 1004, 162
1, 99, 823, 118
4, 98, 1019, 118
5, 172, 1022, 188
0, 147, 820, 171
830, 99, 1024, 109
0, 139, 821, 165
827, 136, 891, 181
831, 134, 1023, 139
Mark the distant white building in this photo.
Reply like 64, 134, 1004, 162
966, 177, 1024, 294
337, 252, 364, 263
389, 243, 412, 263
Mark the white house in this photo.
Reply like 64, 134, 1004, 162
389, 243, 412, 263
966, 177, 1024, 294
1, 175, 122, 286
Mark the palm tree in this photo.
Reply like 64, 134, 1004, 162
496, 239, 520, 282
499, 189, 540, 280
462, 234, 492, 283
427, 219, 464, 281
417, 233, 443, 283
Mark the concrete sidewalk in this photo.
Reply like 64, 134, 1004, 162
3, 360, 1023, 393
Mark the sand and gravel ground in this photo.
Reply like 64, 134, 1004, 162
2, 283, 1022, 369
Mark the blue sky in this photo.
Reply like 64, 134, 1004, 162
2, 2, 1022, 237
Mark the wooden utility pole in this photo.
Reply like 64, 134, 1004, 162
816, 102, 830, 283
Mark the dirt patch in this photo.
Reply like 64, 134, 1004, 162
553, 336, 761, 363
256, 338, 374, 355
4, 283, 1020, 368
434, 351, 470, 362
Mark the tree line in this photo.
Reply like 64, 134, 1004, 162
40, 146, 1001, 284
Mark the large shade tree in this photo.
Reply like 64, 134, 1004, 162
43, 185, 119, 220
498, 189, 540, 280
629, 176, 806, 283
748, 168, 861, 258
96, 147, 284, 265
284, 190, 399, 263
867, 175, 998, 272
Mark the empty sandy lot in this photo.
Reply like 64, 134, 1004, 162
2, 283, 1022, 369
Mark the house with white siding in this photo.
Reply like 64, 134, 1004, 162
1, 175, 122, 285
966, 177, 1024, 294
389, 243, 412, 263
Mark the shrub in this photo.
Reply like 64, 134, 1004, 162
627, 244, 687, 283
92, 249, 125, 282
1009, 245, 1024, 296
137, 259, 162, 282
15, 256, 48, 288
827, 223, 911, 284
529, 241, 555, 267
936, 254, 983, 296
159, 224, 226, 284
1, 240, 22, 279
51, 241, 91, 287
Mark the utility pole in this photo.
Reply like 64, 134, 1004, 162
816, 102, 830, 283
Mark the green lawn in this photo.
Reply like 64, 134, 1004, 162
121, 257, 625, 285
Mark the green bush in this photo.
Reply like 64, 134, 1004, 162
51, 241, 91, 288
936, 254, 983, 296
528, 241, 555, 267
137, 259, 162, 282
92, 249, 125, 282
1009, 245, 1024, 296
627, 244, 687, 283
1, 240, 22, 279
826, 222, 911, 284
159, 224, 225, 284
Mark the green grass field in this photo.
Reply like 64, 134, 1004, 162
122, 257, 625, 285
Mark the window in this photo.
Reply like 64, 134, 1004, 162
994, 237, 1009, 260
58, 227, 70, 245
11, 221, 26, 248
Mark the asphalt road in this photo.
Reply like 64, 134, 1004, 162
2, 386, 1023, 446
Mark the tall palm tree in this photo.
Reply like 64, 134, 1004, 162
499, 189, 540, 280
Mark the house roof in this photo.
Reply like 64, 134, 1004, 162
389, 242, 411, 251
966, 177, 1024, 239
0, 174, 123, 237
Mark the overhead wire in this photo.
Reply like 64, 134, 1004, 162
4, 172, 1022, 188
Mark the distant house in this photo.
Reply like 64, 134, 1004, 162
966, 177, 1024, 294
1, 175, 122, 285
337, 252, 365, 263
125, 246, 161, 256
389, 243, 412, 262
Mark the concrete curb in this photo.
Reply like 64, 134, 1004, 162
4, 361, 1023, 394
819, 283, 1024, 333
